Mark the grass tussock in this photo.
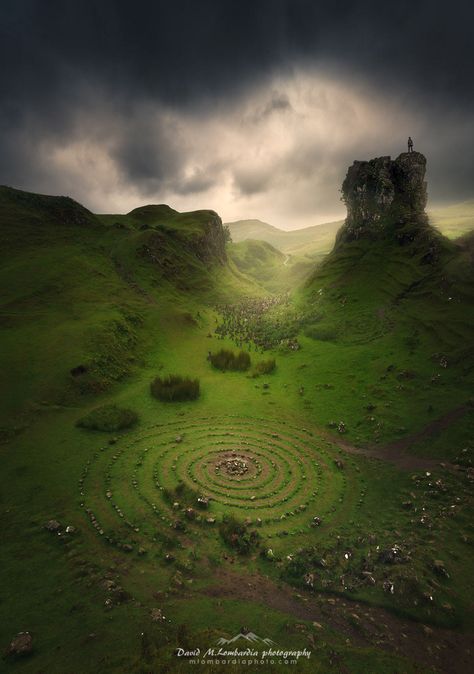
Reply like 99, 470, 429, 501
219, 515, 261, 554
150, 374, 200, 402
209, 349, 251, 371
76, 404, 138, 432
255, 358, 276, 375
163, 481, 199, 506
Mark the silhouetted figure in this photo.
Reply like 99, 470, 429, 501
408, 136, 414, 153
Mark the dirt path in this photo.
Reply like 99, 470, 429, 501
384, 404, 468, 454
200, 565, 473, 674
324, 404, 469, 471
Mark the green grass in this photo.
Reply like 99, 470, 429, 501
0, 185, 473, 673
227, 239, 314, 292
76, 404, 138, 431
255, 357, 276, 374
150, 374, 200, 402
209, 348, 251, 371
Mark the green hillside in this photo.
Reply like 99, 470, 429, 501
227, 239, 314, 292
226, 217, 343, 257
299, 222, 474, 442
1, 184, 473, 674
0, 186, 260, 437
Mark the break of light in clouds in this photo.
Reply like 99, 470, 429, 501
24, 70, 447, 229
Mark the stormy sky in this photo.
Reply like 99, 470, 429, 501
0, 1, 472, 229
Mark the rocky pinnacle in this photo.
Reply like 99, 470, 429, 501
336, 152, 428, 245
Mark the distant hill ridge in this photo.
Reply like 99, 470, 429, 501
225, 218, 343, 256
226, 201, 474, 258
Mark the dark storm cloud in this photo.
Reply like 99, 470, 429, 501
2, 0, 471, 106
112, 108, 183, 191
0, 0, 472, 218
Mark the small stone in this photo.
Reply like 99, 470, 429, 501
44, 519, 61, 532
102, 579, 117, 592
361, 572, 376, 585
185, 508, 196, 520
378, 546, 402, 564
433, 560, 449, 578
6, 632, 33, 657
150, 608, 166, 622
382, 581, 395, 594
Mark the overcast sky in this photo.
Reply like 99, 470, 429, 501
0, 0, 472, 229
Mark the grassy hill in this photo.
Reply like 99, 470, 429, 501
0, 186, 260, 437
227, 239, 314, 292
1, 185, 473, 674
295, 219, 474, 453
226, 217, 343, 257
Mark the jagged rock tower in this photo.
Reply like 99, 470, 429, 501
335, 151, 428, 248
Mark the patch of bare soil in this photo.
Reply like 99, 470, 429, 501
325, 404, 469, 471
201, 565, 473, 674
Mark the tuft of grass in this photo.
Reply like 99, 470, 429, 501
76, 404, 138, 432
209, 349, 251, 371
219, 514, 261, 554
255, 357, 276, 374
150, 374, 200, 402
304, 323, 338, 342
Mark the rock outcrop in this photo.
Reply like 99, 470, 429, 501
336, 152, 428, 247
193, 211, 228, 264
138, 209, 227, 277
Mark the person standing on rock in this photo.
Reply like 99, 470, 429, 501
408, 136, 414, 153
